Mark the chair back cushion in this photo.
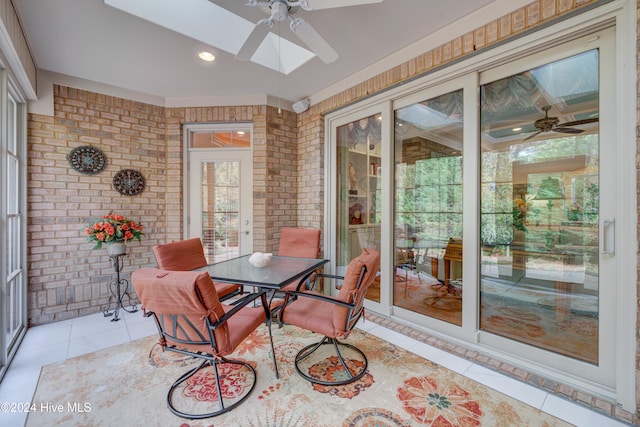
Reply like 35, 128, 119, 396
333, 248, 380, 333
277, 227, 321, 258
152, 238, 208, 271
132, 268, 233, 355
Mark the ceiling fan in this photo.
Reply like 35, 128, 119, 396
236, 0, 383, 64
523, 105, 599, 141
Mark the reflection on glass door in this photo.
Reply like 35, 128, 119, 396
480, 50, 600, 363
336, 113, 382, 302
393, 90, 464, 325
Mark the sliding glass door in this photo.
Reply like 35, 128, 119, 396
328, 26, 623, 396
479, 49, 603, 364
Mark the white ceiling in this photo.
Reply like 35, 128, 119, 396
14, 0, 501, 105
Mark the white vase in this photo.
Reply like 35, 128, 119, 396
106, 242, 126, 256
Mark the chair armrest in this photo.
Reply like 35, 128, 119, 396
209, 291, 268, 329
296, 273, 344, 292
284, 290, 354, 309
278, 290, 359, 330
314, 273, 344, 280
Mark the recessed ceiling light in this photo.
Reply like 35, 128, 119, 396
198, 51, 215, 62
237, 131, 245, 135
512, 127, 522, 132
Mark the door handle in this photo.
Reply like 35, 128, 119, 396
601, 218, 615, 256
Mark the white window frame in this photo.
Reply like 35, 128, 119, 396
0, 76, 27, 382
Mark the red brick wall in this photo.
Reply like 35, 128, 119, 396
27, 86, 166, 324
264, 106, 299, 249
27, 90, 300, 325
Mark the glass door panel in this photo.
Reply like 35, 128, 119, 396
480, 50, 600, 364
201, 160, 241, 263
188, 147, 253, 263
393, 90, 464, 325
336, 113, 382, 302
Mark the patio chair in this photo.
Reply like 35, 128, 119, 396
278, 248, 380, 386
277, 227, 321, 291
152, 237, 242, 301
131, 268, 278, 419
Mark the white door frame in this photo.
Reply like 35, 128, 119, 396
183, 123, 254, 256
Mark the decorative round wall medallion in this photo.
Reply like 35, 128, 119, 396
113, 169, 145, 196
68, 145, 107, 175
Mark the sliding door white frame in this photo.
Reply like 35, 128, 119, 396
324, 0, 636, 411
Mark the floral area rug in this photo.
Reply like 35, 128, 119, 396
27, 324, 570, 426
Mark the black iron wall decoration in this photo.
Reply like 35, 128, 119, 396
113, 169, 145, 196
68, 145, 107, 175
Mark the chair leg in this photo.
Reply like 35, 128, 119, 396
294, 336, 368, 386
167, 356, 257, 419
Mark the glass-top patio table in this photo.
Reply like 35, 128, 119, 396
196, 254, 328, 291
196, 254, 328, 379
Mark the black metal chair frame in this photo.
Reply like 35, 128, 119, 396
147, 290, 278, 419
281, 267, 369, 386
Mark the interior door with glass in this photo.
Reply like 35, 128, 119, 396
186, 125, 253, 264
478, 29, 615, 384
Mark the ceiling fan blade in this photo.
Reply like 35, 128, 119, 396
290, 17, 338, 64
523, 131, 542, 141
553, 127, 584, 134
556, 117, 599, 127
299, 0, 383, 10
236, 20, 272, 61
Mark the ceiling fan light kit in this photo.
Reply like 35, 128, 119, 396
237, 0, 382, 64
523, 105, 599, 141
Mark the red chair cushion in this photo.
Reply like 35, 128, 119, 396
280, 249, 380, 339
152, 238, 207, 271
152, 238, 241, 299
333, 248, 380, 333
277, 228, 321, 291
132, 268, 265, 356
280, 291, 340, 337
277, 228, 321, 258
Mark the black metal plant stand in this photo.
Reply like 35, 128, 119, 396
103, 253, 138, 321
